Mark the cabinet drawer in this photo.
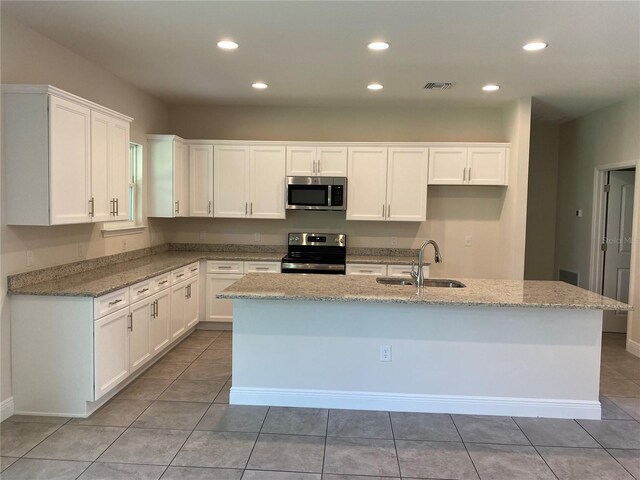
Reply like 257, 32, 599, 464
388, 263, 430, 278
207, 260, 244, 274
94, 287, 129, 320
129, 278, 153, 303
346, 264, 387, 276
151, 273, 171, 292
245, 261, 280, 273
185, 262, 200, 278
171, 266, 188, 284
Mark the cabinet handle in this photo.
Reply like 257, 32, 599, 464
255, 267, 269, 271
137, 288, 149, 294
312, 160, 316, 174
175, 201, 179, 214
250, 202, 253, 215
317, 159, 321, 174
190, 267, 198, 272
176, 273, 184, 278
109, 199, 114, 216
208, 201, 212, 215
115, 198, 119, 216
127, 313, 133, 331
217, 266, 232, 269
89, 197, 94, 217
245, 202, 248, 215
387, 204, 391, 217
108, 298, 122, 306
468, 167, 471, 183
360, 269, 373, 273
158, 280, 168, 285
382, 204, 385, 218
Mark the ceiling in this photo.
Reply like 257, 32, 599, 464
2, 1, 639, 121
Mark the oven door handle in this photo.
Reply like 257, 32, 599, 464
281, 262, 345, 271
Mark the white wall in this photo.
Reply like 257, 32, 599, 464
554, 93, 640, 350
0, 14, 170, 404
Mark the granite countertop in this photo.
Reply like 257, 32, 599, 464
218, 273, 633, 311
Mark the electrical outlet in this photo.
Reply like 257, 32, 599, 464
391, 236, 398, 248
199, 231, 206, 240
576, 209, 583, 218
379, 345, 392, 362
26, 250, 35, 267
464, 235, 472, 247
254, 232, 261, 242
121, 239, 127, 252
78, 243, 86, 258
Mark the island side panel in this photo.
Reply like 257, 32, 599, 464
231, 299, 603, 419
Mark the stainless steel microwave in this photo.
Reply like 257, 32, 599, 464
286, 176, 346, 211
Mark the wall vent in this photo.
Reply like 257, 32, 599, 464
559, 269, 579, 286
423, 82, 455, 90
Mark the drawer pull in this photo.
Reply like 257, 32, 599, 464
137, 288, 149, 294
255, 267, 269, 271
158, 280, 168, 285
190, 267, 198, 272
360, 270, 373, 273
108, 298, 123, 306
217, 266, 232, 269
176, 273, 185, 278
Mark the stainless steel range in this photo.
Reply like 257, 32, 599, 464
281, 233, 346, 275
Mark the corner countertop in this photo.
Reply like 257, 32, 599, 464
218, 273, 633, 311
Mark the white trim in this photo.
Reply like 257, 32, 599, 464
1, 396, 15, 421
230, 387, 601, 420
101, 225, 146, 237
627, 338, 640, 358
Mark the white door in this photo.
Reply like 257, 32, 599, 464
467, 147, 507, 186
129, 299, 152, 372
109, 118, 130, 220
206, 274, 243, 322
189, 144, 214, 217
214, 145, 250, 217
428, 147, 467, 185
603, 169, 636, 332
317, 147, 348, 176
250, 146, 286, 219
90, 111, 111, 222
185, 278, 199, 329
346, 147, 388, 221
94, 308, 129, 400
286, 146, 315, 176
386, 148, 428, 221
150, 289, 171, 354
174, 140, 189, 216
170, 281, 186, 341
49, 95, 91, 224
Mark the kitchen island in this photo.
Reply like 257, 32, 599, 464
219, 274, 631, 419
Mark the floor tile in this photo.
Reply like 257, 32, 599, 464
322, 476, 398, 480
179, 337, 215, 352
601, 364, 626, 379
327, 410, 392, 439
244, 471, 321, 480
247, 433, 325, 473
190, 330, 223, 340
68, 399, 151, 427
601, 396, 634, 420
607, 449, 640, 479
162, 466, 243, 479
162, 348, 205, 364
467, 443, 556, 480
196, 404, 268, 432
159, 380, 225, 403
1, 456, 19, 472
0, 422, 61, 457
323, 437, 399, 477
116, 377, 173, 400
209, 338, 232, 350
132, 400, 208, 430
538, 446, 635, 480
577, 419, 640, 448
142, 361, 191, 380
600, 376, 640, 398
24, 425, 124, 461
98, 428, 189, 465
608, 396, 640, 421
395, 439, 478, 479
180, 362, 232, 382
214, 380, 232, 404
452, 414, 530, 445
0, 458, 91, 480
172, 431, 257, 468
513, 417, 600, 447
197, 349, 233, 365
390, 412, 460, 442
77, 461, 165, 479
262, 407, 328, 436
2, 415, 70, 425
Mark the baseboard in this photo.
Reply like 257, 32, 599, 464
230, 387, 602, 420
1, 397, 15, 421
627, 338, 640, 358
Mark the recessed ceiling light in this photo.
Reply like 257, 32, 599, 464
482, 84, 500, 92
367, 83, 384, 91
252, 82, 268, 89
523, 42, 548, 51
217, 40, 239, 50
368, 41, 389, 51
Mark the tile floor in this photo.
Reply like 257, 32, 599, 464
1, 331, 639, 479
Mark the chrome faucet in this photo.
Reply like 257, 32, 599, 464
411, 240, 443, 289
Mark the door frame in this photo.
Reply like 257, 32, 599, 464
589, 160, 640, 336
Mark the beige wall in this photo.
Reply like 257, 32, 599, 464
525, 123, 560, 280
0, 15, 170, 403
555, 93, 640, 349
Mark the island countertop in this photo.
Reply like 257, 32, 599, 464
218, 273, 632, 310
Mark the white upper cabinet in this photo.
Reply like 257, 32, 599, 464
3, 85, 132, 226
189, 144, 214, 217
286, 145, 347, 177
347, 147, 388, 221
386, 148, 428, 221
148, 135, 189, 217
109, 118, 131, 221
428, 146, 508, 186
215, 144, 286, 219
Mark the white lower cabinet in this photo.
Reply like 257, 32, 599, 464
129, 297, 152, 374
94, 308, 130, 399
170, 276, 200, 340
387, 263, 430, 278
346, 264, 388, 276
150, 289, 171, 355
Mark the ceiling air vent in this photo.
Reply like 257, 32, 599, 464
423, 82, 455, 91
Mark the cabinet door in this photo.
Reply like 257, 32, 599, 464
250, 146, 286, 219
206, 274, 243, 322
317, 147, 347, 176
346, 147, 387, 221
467, 147, 507, 185
386, 148, 428, 221
174, 140, 189, 216
170, 281, 186, 341
109, 118, 130, 221
185, 278, 199, 329
214, 145, 250, 217
150, 290, 171, 354
90, 111, 111, 222
189, 144, 214, 217
129, 299, 152, 373
286, 146, 315, 176
49, 95, 91, 224
94, 308, 129, 400
428, 148, 467, 185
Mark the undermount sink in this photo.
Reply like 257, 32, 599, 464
376, 277, 466, 288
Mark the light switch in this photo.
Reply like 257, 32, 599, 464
464, 235, 472, 247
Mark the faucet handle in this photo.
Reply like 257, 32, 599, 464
410, 261, 418, 280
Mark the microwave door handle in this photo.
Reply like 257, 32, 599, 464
327, 185, 332, 206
